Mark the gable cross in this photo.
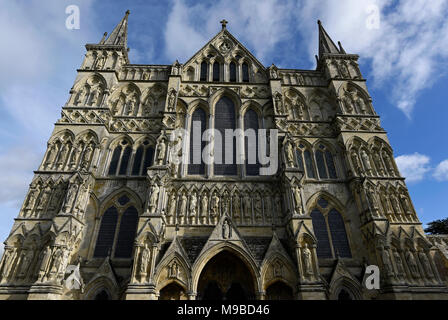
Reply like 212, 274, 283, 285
220, 19, 228, 30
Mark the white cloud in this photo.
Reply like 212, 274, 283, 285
164, 0, 297, 63
434, 159, 448, 181
295, 0, 448, 116
395, 153, 431, 183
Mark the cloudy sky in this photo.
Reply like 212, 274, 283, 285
0, 0, 448, 256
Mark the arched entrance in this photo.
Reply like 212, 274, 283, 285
159, 282, 187, 300
197, 251, 255, 300
266, 281, 294, 300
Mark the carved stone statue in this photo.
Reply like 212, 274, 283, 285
139, 245, 150, 279
149, 184, 160, 214
0, 247, 17, 282
179, 192, 187, 219
211, 192, 220, 219
264, 196, 272, 220
418, 251, 434, 278
390, 194, 402, 214
254, 195, 262, 220
167, 90, 176, 112
293, 186, 302, 215
269, 64, 278, 79
63, 183, 79, 213
24, 187, 39, 215
44, 144, 57, 169
356, 95, 368, 114
171, 60, 181, 76
350, 150, 362, 175
343, 92, 355, 114
95, 55, 106, 69
167, 192, 177, 218
37, 246, 52, 280
222, 219, 231, 239
400, 194, 412, 215
80, 145, 94, 169
232, 194, 240, 219
393, 250, 405, 276
302, 244, 313, 276
169, 261, 179, 278
405, 250, 420, 278
36, 186, 52, 214
243, 194, 252, 219
285, 141, 295, 168
57, 144, 70, 169
381, 248, 394, 277
189, 192, 198, 219
382, 151, 396, 177
156, 138, 166, 166
200, 193, 208, 220
17, 249, 34, 279
360, 149, 372, 175
222, 193, 230, 216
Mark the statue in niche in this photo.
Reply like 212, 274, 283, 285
382, 151, 396, 176
366, 188, 379, 213
200, 193, 208, 222
156, 138, 166, 166
90, 88, 101, 106
274, 94, 284, 114
293, 186, 302, 215
343, 91, 355, 114
36, 186, 52, 213
80, 145, 94, 169
360, 149, 372, 175
167, 90, 176, 112
390, 194, 401, 214
37, 246, 52, 280
381, 247, 394, 277
273, 260, 282, 278
48, 184, 64, 213
44, 144, 57, 169
189, 192, 198, 220
285, 141, 295, 167
210, 192, 220, 219
405, 250, 420, 278
269, 64, 278, 79
75, 185, 89, 217
338, 61, 350, 78
355, 94, 368, 114
149, 184, 160, 214
125, 94, 137, 116
0, 247, 17, 282
179, 192, 188, 219
69, 147, 81, 169
48, 248, 63, 280
264, 196, 272, 221
24, 187, 39, 215
57, 144, 70, 169
302, 244, 313, 276
222, 219, 231, 239
393, 249, 405, 276
254, 194, 262, 221
167, 192, 177, 220
112, 95, 125, 115
63, 183, 79, 213
171, 60, 181, 76
95, 55, 106, 69
275, 194, 283, 218
222, 193, 230, 216
17, 249, 34, 279
400, 194, 412, 215
139, 245, 150, 280
350, 150, 362, 175
169, 261, 179, 278
75, 87, 87, 106
372, 152, 385, 176
418, 251, 434, 278
243, 194, 252, 219
232, 194, 241, 219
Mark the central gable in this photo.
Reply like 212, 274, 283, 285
182, 27, 268, 83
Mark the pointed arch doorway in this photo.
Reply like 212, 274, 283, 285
197, 251, 256, 300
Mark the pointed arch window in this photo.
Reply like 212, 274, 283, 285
131, 140, 154, 176
213, 62, 220, 82
94, 195, 139, 259
200, 62, 208, 81
242, 62, 249, 82
311, 199, 351, 259
315, 144, 337, 179
297, 144, 316, 179
188, 108, 206, 175
244, 109, 260, 176
229, 62, 237, 82
108, 140, 134, 176
214, 96, 237, 176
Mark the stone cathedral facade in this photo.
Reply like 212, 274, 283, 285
1, 11, 447, 300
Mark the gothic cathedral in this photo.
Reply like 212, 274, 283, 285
1, 11, 447, 300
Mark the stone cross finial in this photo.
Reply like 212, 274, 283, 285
220, 19, 228, 30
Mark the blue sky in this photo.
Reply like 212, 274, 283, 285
0, 0, 448, 255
